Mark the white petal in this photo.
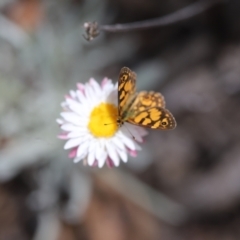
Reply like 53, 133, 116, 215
95, 140, 107, 168
77, 83, 85, 91
98, 153, 107, 168
76, 90, 87, 104
64, 134, 92, 149
95, 141, 103, 161
73, 157, 82, 163
102, 79, 114, 93
61, 124, 82, 132
90, 78, 101, 96
76, 141, 89, 157
88, 139, 96, 151
111, 137, 125, 150
56, 119, 64, 124
60, 112, 81, 124
61, 102, 68, 108
70, 90, 77, 99
86, 140, 96, 165
85, 83, 95, 101
64, 138, 82, 149
94, 140, 101, 158
87, 151, 95, 166
66, 98, 87, 116
101, 78, 110, 88
116, 148, 128, 163
106, 89, 117, 104
67, 130, 88, 138
73, 149, 88, 162
106, 142, 120, 167
118, 131, 136, 150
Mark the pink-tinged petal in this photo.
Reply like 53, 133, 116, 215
58, 133, 69, 139
106, 158, 115, 168
92, 160, 98, 167
101, 77, 110, 88
68, 147, 78, 158
76, 90, 87, 104
128, 149, 137, 157
84, 83, 95, 103
70, 90, 77, 99
65, 94, 72, 99
89, 78, 101, 95
77, 83, 85, 93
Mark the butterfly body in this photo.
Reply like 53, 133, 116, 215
117, 67, 176, 130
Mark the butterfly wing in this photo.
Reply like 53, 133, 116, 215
130, 91, 166, 110
126, 91, 176, 130
118, 67, 137, 116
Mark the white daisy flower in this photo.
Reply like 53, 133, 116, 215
57, 77, 147, 168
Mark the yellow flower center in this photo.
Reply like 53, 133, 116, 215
88, 103, 118, 138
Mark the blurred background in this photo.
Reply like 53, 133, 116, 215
0, 0, 240, 239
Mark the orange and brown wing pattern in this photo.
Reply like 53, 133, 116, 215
118, 67, 136, 115
117, 66, 176, 130
127, 106, 176, 130
130, 91, 165, 111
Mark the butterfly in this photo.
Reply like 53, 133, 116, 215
117, 67, 176, 130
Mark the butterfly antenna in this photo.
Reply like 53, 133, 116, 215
104, 113, 119, 126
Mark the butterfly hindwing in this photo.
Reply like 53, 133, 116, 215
127, 106, 176, 130
130, 91, 166, 111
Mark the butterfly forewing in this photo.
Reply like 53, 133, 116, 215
118, 67, 136, 116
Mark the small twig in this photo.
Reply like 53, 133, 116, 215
83, 0, 225, 41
